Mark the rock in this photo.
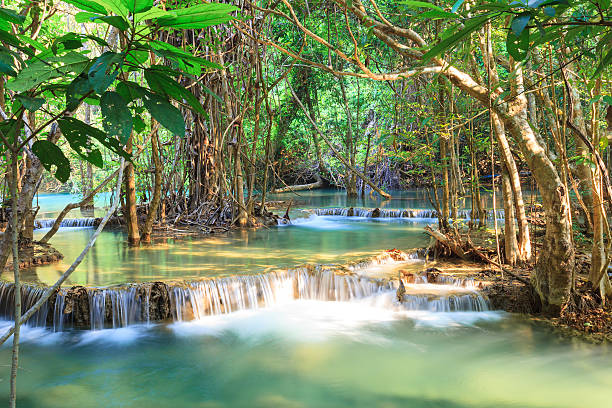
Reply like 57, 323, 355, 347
425, 267, 442, 283
399, 270, 417, 283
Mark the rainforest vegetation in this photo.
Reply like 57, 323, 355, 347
1, 0, 612, 406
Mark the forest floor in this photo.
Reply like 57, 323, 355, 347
424, 225, 612, 343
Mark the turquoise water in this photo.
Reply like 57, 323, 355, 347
0, 303, 610, 408
0, 190, 607, 408
20, 189, 539, 287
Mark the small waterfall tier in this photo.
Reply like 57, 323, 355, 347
34, 218, 96, 230
0, 252, 490, 331
313, 207, 505, 219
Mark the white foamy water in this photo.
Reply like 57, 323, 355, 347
170, 290, 503, 344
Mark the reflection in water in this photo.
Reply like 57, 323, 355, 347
24, 217, 430, 286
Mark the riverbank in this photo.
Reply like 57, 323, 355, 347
422, 227, 612, 343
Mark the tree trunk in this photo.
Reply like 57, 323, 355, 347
141, 126, 162, 243
501, 166, 518, 266
124, 137, 140, 246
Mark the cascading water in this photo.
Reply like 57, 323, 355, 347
314, 207, 505, 219
34, 217, 96, 230
0, 253, 490, 331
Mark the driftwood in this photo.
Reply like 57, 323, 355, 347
424, 226, 468, 261
272, 175, 324, 194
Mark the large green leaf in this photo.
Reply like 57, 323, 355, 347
60, 126, 105, 169
144, 68, 206, 114
399, 1, 444, 11
506, 29, 530, 61
7, 51, 89, 93
121, 0, 153, 13
62, 0, 108, 14
116, 80, 146, 102
422, 14, 491, 61
146, 41, 222, 69
593, 44, 612, 78
101, 91, 132, 144
0, 48, 16, 76
0, 7, 26, 25
66, 74, 94, 111
15, 94, 44, 111
58, 117, 131, 160
156, 3, 237, 29
89, 51, 123, 93
511, 12, 531, 36
90, 0, 129, 16
142, 92, 185, 137
32, 140, 71, 183
134, 6, 168, 23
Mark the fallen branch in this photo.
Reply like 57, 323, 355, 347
272, 175, 323, 193
424, 225, 468, 261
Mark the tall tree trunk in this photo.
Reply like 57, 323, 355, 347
141, 125, 162, 243
339, 77, 358, 197
501, 166, 518, 266
124, 137, 140, 246
81, 104, 94, 212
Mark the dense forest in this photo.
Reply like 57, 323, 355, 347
1, 0, 612, 407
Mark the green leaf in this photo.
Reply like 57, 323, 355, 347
60, 124, 105, 168
0, 49, 16, 76
134, 6, 168, 23
417, 10, 458, 19
511, 13, 531, 36
121, 0, 153, 13
399, 1, 444, 11
592, 46, 612, 78
15, 94, 44, 111
0, 7, 25, 25
32, 140, 71, 183
66, 74, 94, 111
89, 51, 123, 93
116, 80, 146, 102
142, 92, 185, 137
147, 40, 222, 69
422, 15, 491, 61
156, 3, 237, 29
7, 51, 89, 93
62, 0, 108, 14
133, 116, 146, 133
95, 15, 129, 30
507, 29, 530, 61
144, 68, 206, 114
101, 91, 132, 145
90, 0, 129, 16
52, 33, 84, 55
75, 12, 102, 23
58, 117, 131, 160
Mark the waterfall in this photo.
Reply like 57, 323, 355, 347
34, 218, 96, 230
313, 207, 505, 219
0, 256, 490, 331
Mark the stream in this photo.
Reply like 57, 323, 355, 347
0, 189, 609, 407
